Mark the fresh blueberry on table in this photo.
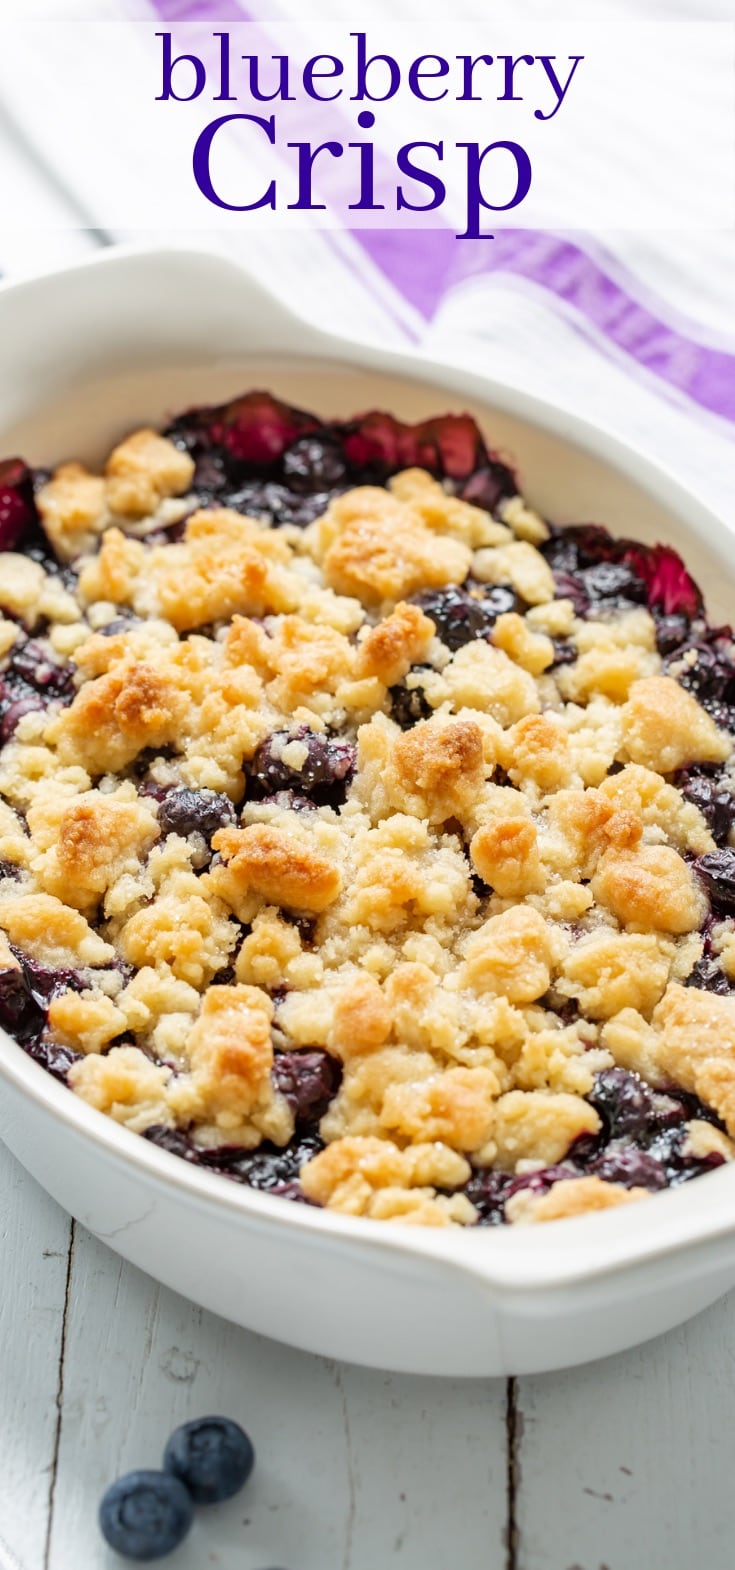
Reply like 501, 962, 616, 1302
99, 1469, 193, 1561
163, 1416, 255, 1505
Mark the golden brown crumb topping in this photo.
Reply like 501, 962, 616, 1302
2, 413, 734, 1231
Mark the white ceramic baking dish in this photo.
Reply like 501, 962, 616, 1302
2, 246, 735, 1377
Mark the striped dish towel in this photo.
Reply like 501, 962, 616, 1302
0, 0, 733, 520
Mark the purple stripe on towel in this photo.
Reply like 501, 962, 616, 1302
356, 230, 735, 424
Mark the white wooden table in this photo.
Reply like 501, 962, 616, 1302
3, 1134, 735, 1570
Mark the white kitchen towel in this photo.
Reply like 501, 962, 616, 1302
0, 0, 733, 520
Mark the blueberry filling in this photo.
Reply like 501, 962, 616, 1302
586, 1067, 685, 1141
660, 622, 735, 734
550, 638, 578, 669
388, 668, 435, 729
693, 849, 735, 913
0, 959, 44, 1042
281, 433, 349, 490
165, 393, 517, 516
0, 693, 45, 743
208, 1136, 323, 1202
587, 1143, 669, 1192
278, 911, 317, 946
678, 765, 735, 846
0, 950, 86, 1080
469, 1068, 726, 1225
248, 726, 356, 808
143, 1125, 324, 1202
465, 1164, 580, 1226
271, 1049, 342, 1125
25, 1033, 83, 1083
141, 1126, 203, 1164
686, 955, 735, 996
0, 636, 75, 740
410, 582, 518, 652
542, 523, 703, 631
162, 394, 518, 531
653, 613, 691, 657
156, 787, 237, 845
99, 609, 142, 636
0, 458, 39, 553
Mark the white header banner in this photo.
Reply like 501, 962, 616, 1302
1, 18, 733, 234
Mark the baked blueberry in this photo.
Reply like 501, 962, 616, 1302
157, 787, 236, 843
550, 638, 578, 668
665, 637, 735, 709
455, 460, 516, 513
0, 458, 37, 552
143, 1126, 203, 1164
587, 1069, 683, 1142
99, 1470, 193, 1560
25, 1033, 81, 1083
546, 570, 589, 616
678, 767, 735, 846
463, 1169, 513, 1225
163, 1417, 254, 1505
467, 1164, 581, 1226
0, 960, 41, 1041
281, 434, 348, 490
213, 1133, 323, 1197
694, 849, 735, 911
542, 522, 617, 574
249, 727, 356, 806
580, 560, 646, 605
588, 1144, 668, 1191
388, 670, 434, 729
8, 641, 74, 695
686, 955, 735, 995
411, 583, 518, 651
653, 612, 690, 656
272, 1050, 342, 1124
0, 692, 46, 742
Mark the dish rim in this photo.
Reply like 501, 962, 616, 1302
2, 241, 735, 1298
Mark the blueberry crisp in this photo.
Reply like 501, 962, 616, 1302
2, 392, 735, 1228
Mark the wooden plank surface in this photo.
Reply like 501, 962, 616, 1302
515, 1293, 735, 1570
2, 1143, 508, 1570
0, 1145, 71, 1570
5, 1131, 735, 1570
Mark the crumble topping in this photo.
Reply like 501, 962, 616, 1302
2, 392, 735, 1228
